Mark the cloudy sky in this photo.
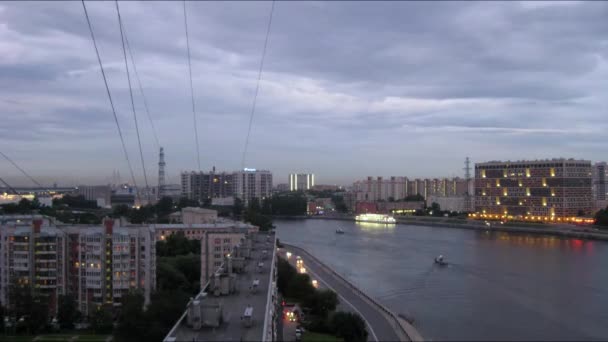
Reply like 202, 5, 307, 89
1, 1, 607, 187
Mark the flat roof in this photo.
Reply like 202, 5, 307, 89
165, 231, 275, 342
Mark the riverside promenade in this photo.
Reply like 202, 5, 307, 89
281, 243, 424, 342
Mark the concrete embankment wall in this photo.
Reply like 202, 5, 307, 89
283, 243, 424, 342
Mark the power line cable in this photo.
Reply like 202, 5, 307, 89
116, 0, 150, 202
0, 151, 47, 191
240, 0, 275, 169
121, 21, 161, 150
183, 0, 201, 171
0, 176, 19, 195
81, 0, 140, 203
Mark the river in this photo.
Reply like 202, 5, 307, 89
276, 219, 608, 341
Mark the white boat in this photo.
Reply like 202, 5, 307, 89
335, 228, 345, 234
434, 255, 448, 266
355, 213, 397, 224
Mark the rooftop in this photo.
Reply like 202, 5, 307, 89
476, 158, 592, 165
165, 231, 276, 342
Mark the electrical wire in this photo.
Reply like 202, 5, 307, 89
116, 0, 150, 202
240, 0, 275, 169
0, 176, 20, 195
0, 151, 47, 191
121, 21, 161, 151
81, 0, 140, 202
183, 0, 202, 171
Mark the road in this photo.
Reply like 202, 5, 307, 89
280, 245, 405, 342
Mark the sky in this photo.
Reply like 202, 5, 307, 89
0, 1, 607, 187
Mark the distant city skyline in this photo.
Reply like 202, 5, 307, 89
1, 2, 607, 187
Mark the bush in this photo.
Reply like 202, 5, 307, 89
329, 311, 368, 342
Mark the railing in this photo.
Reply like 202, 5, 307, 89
283, 243, 423, 342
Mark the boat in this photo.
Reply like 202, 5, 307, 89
434, 255, 448, 266
354, 213, 397, 224
335, 228, 345, 234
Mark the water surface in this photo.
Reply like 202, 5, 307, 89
277, 219, 608, 341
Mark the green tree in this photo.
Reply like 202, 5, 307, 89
17, 198, 32, 214
233, 197, 244, 218
156, 261, 190, 292
143, 290, 190, 341
0, 303, 4, 333
595, 207, 608, 227
304, 289, 339, 318
112, 204, 131, 218
114, 292, 146, 342
57, 294, 78, 330
91, 305, 113, 334
155, 197, 174, 218
329, 311, 368, 342
277, 258, 297, 295
177, 197, 199, 209
286, 273, 316, 300
9, 285, 49, 334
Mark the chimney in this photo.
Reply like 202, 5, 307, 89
32, 219, 43, 234
104, 218, 114, 235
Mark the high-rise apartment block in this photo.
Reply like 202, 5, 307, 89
592, 162, 607, 201
0, 218, 156, 316
181, 168, 272, 204
352, 176, 468, 202
474, 159, 592, 219
181, 168, 235, 203
289, 173, 314, 191
234, 169, 273, 203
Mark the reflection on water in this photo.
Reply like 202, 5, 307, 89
277, 219, 608, 341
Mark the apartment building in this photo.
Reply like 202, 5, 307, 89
0, 218, 155, 316
289, 173, 314, 191
353, 176, 468, 202
474, 159, 593, 219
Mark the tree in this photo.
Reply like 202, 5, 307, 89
177, 197, 199, 209
231, 197, 244, 218
114, 292, 146, 342
304, 289, 338, 318
329, 311, 368, 342
143, 290, 190, 341
9, 285, 49, 334
286, 273, 316, 300
155, 197, 174, 218
17, 198, 33, 214
595, 207, 608, 227
91, 305, 113, 334
58, 294, 78, 330
1, 302, 5, 333
112, 204, 131, 218
277, 258, 297, 295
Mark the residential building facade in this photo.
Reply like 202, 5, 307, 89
474, 159, 593, 219
353, 176, 468, 202
0, 218, 156, 316
234, 169, 273, 203
592, 162, 607, 201
180, 169, 235, 203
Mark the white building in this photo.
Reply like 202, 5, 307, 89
234, 169, 273, 203
289, 173, 314, 191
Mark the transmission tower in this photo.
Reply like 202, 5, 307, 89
158, 147, 166, 200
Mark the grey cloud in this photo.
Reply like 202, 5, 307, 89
0, 1, 607, 185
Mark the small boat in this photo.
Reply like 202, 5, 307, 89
434, 255, 448, 266
335, 228, 345, 234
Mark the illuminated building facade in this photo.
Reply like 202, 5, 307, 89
181, 168, 235, 203
474, 159, 593, 220
289, 173, 315, 191
0, 218, 156, 316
